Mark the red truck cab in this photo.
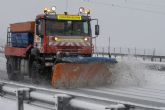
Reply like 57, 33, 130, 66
35, 13, 93, 57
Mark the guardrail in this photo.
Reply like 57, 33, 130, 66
1, 81, 164, 110
94, 47, 165, 62
0, 81, 132, 110
94, 47, 158, 56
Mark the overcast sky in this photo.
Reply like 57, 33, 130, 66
0, 0, 165, 55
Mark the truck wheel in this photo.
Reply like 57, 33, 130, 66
31, 61, 40, 84
6, 63, 13, 80
6, 58, 17, 80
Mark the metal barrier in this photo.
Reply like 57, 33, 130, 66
0, 81, 129, 110
93, 47, 165, 62
1, 81, 165, 110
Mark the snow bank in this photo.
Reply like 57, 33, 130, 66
109, 56, 165, 88
109, 57, 147, 87
0, 97, 49, 110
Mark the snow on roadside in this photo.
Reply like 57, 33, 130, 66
0, 53, 7, 80
0, 97, 49, 110
109, 57, 147, 87
109, 56, 165, 88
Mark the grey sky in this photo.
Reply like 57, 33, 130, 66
0, 0, 165, 55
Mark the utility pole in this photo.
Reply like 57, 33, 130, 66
95, 38, 97, 52
108, 36, 110, 53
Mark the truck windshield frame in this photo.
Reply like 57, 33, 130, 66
45, 19, 91, 36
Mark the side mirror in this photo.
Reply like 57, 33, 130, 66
36, 20, 40, 35
36, 24, 39, 35
36, 20, 44, 36
95, 25, 100, 35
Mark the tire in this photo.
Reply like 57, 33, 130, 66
31, 61, 41, 83
43, 66, 52, 81
6, 61, 13, 80
6, 58, 17, 80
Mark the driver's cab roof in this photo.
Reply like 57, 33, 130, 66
36, 14, 91, 21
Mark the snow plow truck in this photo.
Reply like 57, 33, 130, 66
5, 6, 117, 88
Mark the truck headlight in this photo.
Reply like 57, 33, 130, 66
55, 37, 58, 41
84, 37, 88, 41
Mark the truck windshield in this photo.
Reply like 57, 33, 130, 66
46, 20, 91, 36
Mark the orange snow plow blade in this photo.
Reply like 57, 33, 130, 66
51, 63, 112, 88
